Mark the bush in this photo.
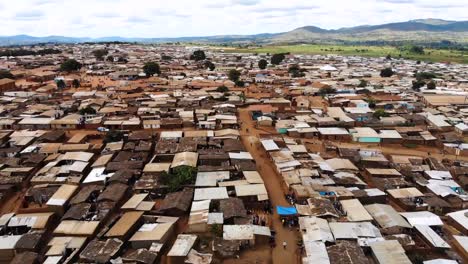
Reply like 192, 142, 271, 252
190, 50, 206, 61
210, 224, 223, 237
288, 64, 305, 78
228, 69, 241, 82
358, 79, 368, 87
143, 62, 160, 77
373, 109, 390, 119
0, 70, 14, 79
104, 130, 124, 143
160, 166, 197, 192
258, 59, 268, 69
204, 60, 215, 71
426, 80, 436, 90
412, 80, 426, 90
415, 72, 437, 80
380, 68, 394, 77
216, 86, 229, 92
318, 87, 336, 95
79, 106, 97, 115
60, 59, 82, 72
271, 53, 285, 65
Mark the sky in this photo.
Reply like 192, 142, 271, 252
0, 0, 466, 38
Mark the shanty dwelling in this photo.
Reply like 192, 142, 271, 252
234, 183, 269, 209
167, 234, 198, 264
0, 119, 18, 130
452, 235, 468, 263
2, 212, 55, 254
198, 153, 230, 167
363, 168, 403, 184
121, 193, 155, 212
222, 225, 271, 247
128, 215, 177, 249
317, 127, 351, 141
79, 238, 123, 263
378, 129, 403, 144
414, 225, 451, 252
454, 122, 468, 135
387, 187, 427, 211
18, 118, 54, 130
399, 211, 451, 252
50, 115, 83, 130
0, 78, 16, 92
364, 204, 411, 235
157, 188, 194, 216
187, 200, 210, 233
44, 184, 79, 215
0, 235, 23, 263
105, 211, 144, 241
9, 252, 39, 264
218, 197, 248, 224
42, 236, 87, 263
350, 127, 381, 143
369, 240, 412, 264
446, 209, 468, 235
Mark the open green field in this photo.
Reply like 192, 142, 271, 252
224, 44, 468, 64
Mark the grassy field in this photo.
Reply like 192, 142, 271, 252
223, 44, 468, 64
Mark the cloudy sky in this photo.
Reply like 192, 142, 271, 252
0, 0, 466, 38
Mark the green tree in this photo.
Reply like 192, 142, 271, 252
426, 80, 436, 90
56, 79, 66, 89
216, 86, 229, 93
412, 80, 425, 90
367, 98, 376, 108
160, 166, 197, 192
92, 49, 108, 60
258, 59, 268, 69
228, 69, 241, 82
373, 109, 390, 119
358, 80, 368, 87
288, 64, 305, 78
210, 224, 223, 237
385, 54, 392, 60
161, 55, 172, 60
235, 80, 245, 87
204, 61, 216, 71
60, 59, 82, 72
415, 72, 437, 80
318, 87, 336, 95
79, 106, 97, 115
271, 53, 285, 65
190, 50, 206, 61
72, 79, 80, 88
104, 130, 124, 143
0, 70, 14, 79
409, 45, 425, 54
143, 62, 161, 77
106, 55, 114, 62
380, 68, 394, 77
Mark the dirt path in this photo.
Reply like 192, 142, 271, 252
238, 108, 301, 264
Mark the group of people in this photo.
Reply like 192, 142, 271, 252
251, 213, 268, 226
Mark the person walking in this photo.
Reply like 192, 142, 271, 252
283, 241, 287, 249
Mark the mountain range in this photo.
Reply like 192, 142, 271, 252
0, 19, 467, 46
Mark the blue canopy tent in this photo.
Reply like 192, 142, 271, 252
276, 206, 298, 216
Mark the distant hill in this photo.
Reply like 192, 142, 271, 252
272, 19, 468, 44
0, 19, 467, 46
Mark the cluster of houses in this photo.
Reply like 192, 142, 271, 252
0, 42, 467, 263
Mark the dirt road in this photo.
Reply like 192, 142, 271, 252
238, 108, 301, 264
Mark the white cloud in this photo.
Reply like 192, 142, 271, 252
0, 0, 465, 37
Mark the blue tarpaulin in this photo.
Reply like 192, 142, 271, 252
276, 206, 298, 215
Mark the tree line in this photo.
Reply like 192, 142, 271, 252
0, 48, 61, 57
